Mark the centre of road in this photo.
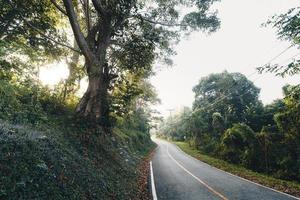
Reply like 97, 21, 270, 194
166, 145, 229, 200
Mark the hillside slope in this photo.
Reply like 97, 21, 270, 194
0, 121, 155, 200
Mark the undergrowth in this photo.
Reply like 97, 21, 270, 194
0, 120, 155, 200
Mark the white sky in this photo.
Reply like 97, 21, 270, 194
150, 0, 300, 117
39, 62, 69, 85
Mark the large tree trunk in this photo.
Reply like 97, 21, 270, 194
62, 0, 114, 128
76, 62, 110, 127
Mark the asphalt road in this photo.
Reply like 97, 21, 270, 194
151, 138, 299, 200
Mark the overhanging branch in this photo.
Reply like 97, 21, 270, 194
50, 0, 67, 16
137, 15, 188, 27
63, 0, 96, 64
19, 16, 81, 53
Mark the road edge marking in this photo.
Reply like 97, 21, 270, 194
150, 161, 158, 200
172, 143, 300, 200
166, 145, 228, 200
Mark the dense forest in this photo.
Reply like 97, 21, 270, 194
157, 7, 300, 183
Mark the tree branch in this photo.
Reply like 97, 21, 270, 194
50, 0, 67, 16
18, 14, 81, 53
63, 0, 96, 64
91, 0, 104, 15
7, 1, 79, 53
137, 15, 187, 27
86, 0, 91, 33
81, 0, 91, 33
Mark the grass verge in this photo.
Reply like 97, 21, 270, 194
174, 141, 300, 198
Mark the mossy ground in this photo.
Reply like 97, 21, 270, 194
0, 121, 155, 200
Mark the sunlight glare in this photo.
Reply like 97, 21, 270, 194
39, 62, 69, 86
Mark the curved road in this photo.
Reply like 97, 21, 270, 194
151, 138, 299, 200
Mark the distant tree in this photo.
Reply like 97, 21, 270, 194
193, 71, 261, 127
260, 100, 285, 128
274, 84, 300, 180
243, 101, 264, 132
257, 125, 284, 173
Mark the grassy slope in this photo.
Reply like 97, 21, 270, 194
0, 120, 155, 200
174, 141, 300, 198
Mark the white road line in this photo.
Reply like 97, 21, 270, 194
172, 143, 300, 200
166, 145, 228, 200
150, 161, 158, 200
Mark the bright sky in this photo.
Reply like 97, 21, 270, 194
39, 0, 300, 118
39, 62, 69, 85
150, 0, 300, 117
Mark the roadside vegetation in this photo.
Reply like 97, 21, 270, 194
158, 72, 300, 192
175, 141, 300, 197
157, 6, 300, 195
0, 75, 156, 199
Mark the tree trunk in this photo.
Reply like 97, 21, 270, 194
76, 62, 110, 127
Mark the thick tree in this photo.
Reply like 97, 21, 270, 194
193, 71, 261, 127
49, 0, 220, 127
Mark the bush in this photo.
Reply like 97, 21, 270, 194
0, 80, 21, 121
0, 80, 48, 124
0, 79, 78, 126
220, 123, 259, 168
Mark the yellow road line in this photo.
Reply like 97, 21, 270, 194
166, 145, 229, 200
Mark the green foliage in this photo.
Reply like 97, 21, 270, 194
157, 107, 192, 141
158, 72, 300, 182
0, 67, 155, 200
0, 77, 80, 126
273, 84, 300, 180
220, 123, 259, 168
212, 112, 225, 137
0, 80, 47, 125
258, 8, 300, 76
0, 0, 66, 59
256, 126, 284, 174
0, 118, 154, 199
193, 71, 261, 128
46, 0, 221, 125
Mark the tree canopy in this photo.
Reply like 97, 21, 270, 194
158, 71, 300, 182
193, 71, 261, 127
52, 0, 221, 127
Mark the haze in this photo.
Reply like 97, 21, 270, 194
150, 0, 300, 117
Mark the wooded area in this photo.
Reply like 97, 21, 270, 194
158, 7, 300, 183
0, 0, 221, 128
0, 0, 223, 199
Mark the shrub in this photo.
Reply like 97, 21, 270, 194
220, 123, 259, 168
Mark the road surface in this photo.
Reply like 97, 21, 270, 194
151, 138, 299, 200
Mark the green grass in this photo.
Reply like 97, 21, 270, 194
174, 141, 300, 198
